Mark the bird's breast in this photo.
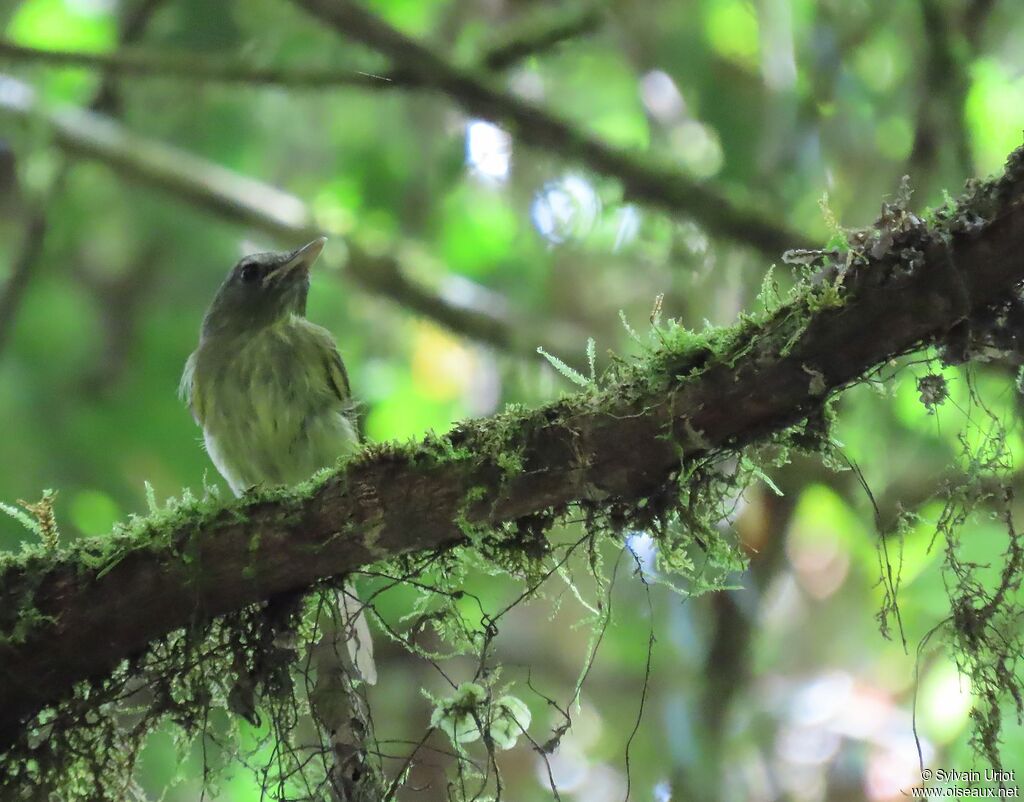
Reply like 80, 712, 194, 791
194, 326, 357, 495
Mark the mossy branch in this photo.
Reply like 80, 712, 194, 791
3, 145, 1024, 747
290, 0, 816, 258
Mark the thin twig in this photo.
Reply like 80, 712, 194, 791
622, 545, 655, 802
479, 5, 604, 71
0, 40, 390, 89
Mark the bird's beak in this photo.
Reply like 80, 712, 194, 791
264, 236, 327, 285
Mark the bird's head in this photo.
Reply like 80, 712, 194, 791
201, 237, 326, 339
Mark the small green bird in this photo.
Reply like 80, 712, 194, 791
182, 237, 376, 685
180, 237, 359, 496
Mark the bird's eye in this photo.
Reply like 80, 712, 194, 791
239, 263, 259, 283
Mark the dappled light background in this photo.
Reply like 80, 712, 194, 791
2, 0, 1024, 800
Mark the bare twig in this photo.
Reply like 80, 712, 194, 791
479, 5, 604, 71
289, 0, 815, 258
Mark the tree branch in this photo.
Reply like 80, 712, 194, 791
3, 145, 1024, 746
0, 40, 390, 89
0, 75, 579, 357
0, 4, 601, 90
289, 0, 815, 258
478, 5, 604, 71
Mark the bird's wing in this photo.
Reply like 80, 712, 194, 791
179, 350, 206, 426
304, 321, 352, 405
322, 342, 352, 404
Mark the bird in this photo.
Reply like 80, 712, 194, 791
180, 236, 375, 683
180, 237, 359, 495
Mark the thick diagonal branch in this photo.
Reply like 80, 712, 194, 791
290, 0, 815, 258
2, 147, 1023, 747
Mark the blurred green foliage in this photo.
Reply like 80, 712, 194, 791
3, 0, 1024, 799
